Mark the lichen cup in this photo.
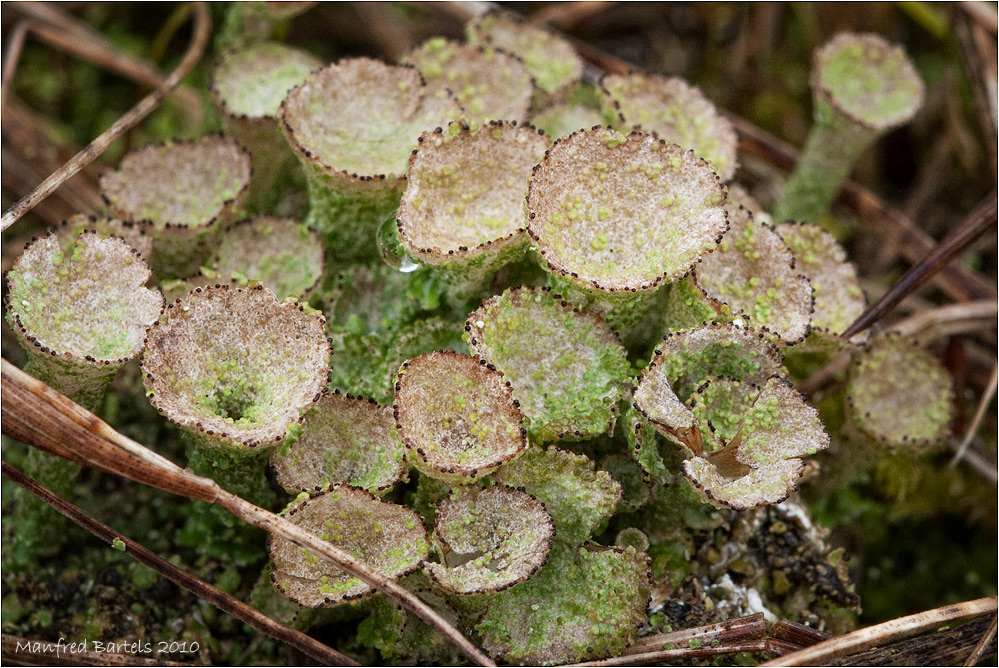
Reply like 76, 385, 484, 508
401, 39, 534, 123
100, 135, 252, 278
281, 58, 462, 264
526, 126, 729, 331
396, 120, 550, 291
142, 284, 330, 561
5, 230, 164, 567
212, 42, 323, 214
598, 72, 739, 181
772, 32, 924, 223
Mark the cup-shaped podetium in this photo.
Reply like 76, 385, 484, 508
424, 484, 553, 595
693, 205, 814, 345
6, 231, 164, 411
775, 221, 867, 344
772, 33, 924, 224
845, 334, 953, 453
598, 72, 739, 181
396, 121, 550, 278
393, 350, 527, 484
281, 58, 462, 263
402, 39, 534, 123
465, 286, 632, 443
526, 127, 728, 308
100, 135, 252, 278
212, 42, 323, 213
633, 324, 829, 509
466, 10, 584, 101
269, 484, 429, 607
51, 213, 154, 261
213, 216, 324, 299
141, 284, 331, 456
271, 390, 408, 495
216, 1, 315, 52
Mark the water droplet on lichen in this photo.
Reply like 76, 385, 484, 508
377, 216, 421, 273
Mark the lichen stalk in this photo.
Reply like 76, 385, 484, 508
772, 33, 924, 224
4, 230, 163, 568
211, 42, 322, 214
280, 58, 462, 265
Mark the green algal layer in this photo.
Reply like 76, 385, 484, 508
466, 286, 632, 442
476, 542, 651, 665
772, 33, 923, 223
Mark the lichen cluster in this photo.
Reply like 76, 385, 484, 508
5, 9, 968, 667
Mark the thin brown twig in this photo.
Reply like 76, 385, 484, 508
888, 300, 999, 340
951, 362, 999, 467
0, 1, 212, 233
2, 96, 106, 216
0, 359, 495, 668
626, 613, 767, 652
770, 619, 831, 647
1, 461, 358, 667
566, 640, 768, 667
530, 1, 616, 30
964, 613, 999, 667
840, 191, 998, 341
0, 20, 29, 113
2, 633, 195, 667
758, 596, 998, 667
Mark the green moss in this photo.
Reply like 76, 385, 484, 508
476, 542, 650, 664
493, 445, 621, 547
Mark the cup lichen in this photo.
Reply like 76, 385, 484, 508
281, 58, 462, 263
772, 32, 924, 224
392, 350, 527, 484
100, 135, 252, 278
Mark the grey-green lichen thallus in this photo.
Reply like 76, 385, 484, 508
466, 10, 584, 104
464, 286, 632, 443
142, 284, 330, 455
212, 42, 323, 214
6, 230, 164, 410
633, 323, 830, 509
396, 121, 550, 280
5, 229, 164, 567
100, 135, 252, 279
393, 350, 527, 485
598, 72, 739, 182
269, 484, 429, 607
772, 32, 924, 224
401, 38, 535, 123
280, 58, 462, 264
692, 204, 814, 346
213, 216, 325, 300
423, 484, 553, 595
271, 389, 408, 496
526, 126, 728, 329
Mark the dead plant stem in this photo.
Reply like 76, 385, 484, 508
758, 596, 998, 666
0, 1, 211, 232
0, 359, 495, 667
1, 461, 358, 667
